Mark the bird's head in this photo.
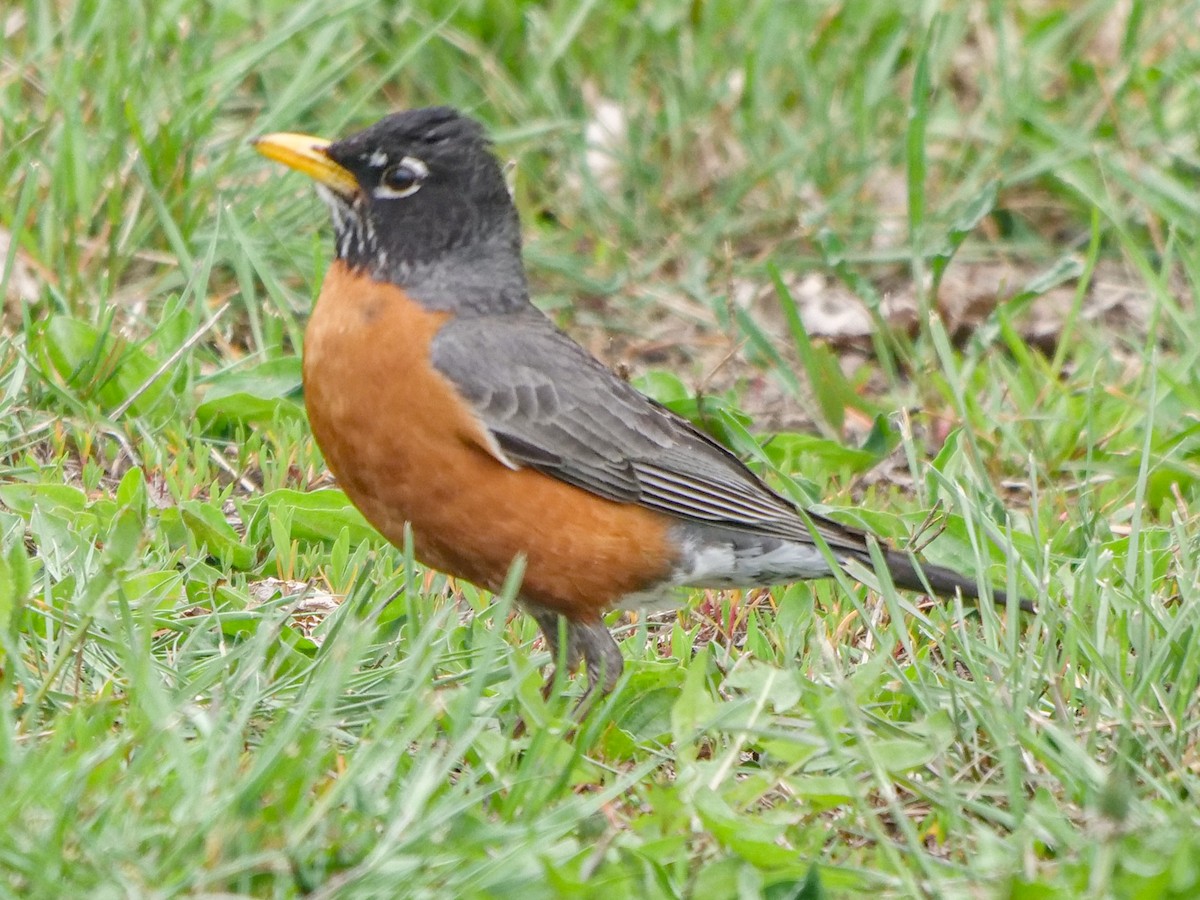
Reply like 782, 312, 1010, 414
254, 107, 525, 307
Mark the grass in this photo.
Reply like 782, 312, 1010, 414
2, 0, 1200, 896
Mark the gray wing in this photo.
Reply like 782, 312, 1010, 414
430, 311, 869, 553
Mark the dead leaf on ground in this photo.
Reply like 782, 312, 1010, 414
579, 83, 627, 195
744, 256, 1177, 356
248, 576, 341, 641
0, 227, 42, 322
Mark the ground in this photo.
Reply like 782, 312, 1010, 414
2, 1, 1199, 897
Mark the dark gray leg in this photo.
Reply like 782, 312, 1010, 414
526, 608, 624, 716
572, 618, 624, 709
528, 607, 582, 699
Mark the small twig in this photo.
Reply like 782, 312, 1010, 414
909, 500, 948, 554
208, 445, 258, 496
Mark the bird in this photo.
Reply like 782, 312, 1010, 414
252, 107, 1030, 717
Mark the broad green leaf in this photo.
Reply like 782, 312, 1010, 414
41, 315, 174, 418
694, 792, 798, 868
196, 358, 305, 428
250, 489, 378, 545
180, 501, 254, 569
0, 483, 89, 515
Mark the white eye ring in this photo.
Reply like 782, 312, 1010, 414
374, 156, 428, 199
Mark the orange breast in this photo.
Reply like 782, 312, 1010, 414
302, 261, 677, 621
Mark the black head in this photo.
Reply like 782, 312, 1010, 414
255, 107, 528, 311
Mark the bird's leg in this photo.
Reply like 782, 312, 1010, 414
516, 610, 623, 736
568, 619, 624, 722
528, 607, 583, 700
514, 607, 580, 738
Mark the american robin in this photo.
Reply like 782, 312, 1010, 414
253, 107, 1031, 712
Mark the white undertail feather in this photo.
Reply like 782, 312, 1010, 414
616, 532, 836, 612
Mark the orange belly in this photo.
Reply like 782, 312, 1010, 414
302, 261, 677, 620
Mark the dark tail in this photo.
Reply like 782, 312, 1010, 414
877, 549, 1036, 614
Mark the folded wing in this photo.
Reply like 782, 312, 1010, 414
430, 311, 869, 554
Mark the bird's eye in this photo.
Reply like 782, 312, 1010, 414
375, 156, 429, 199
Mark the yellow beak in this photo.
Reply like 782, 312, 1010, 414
252, 132, 359, 198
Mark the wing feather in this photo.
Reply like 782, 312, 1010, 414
430, 312, 867, 552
